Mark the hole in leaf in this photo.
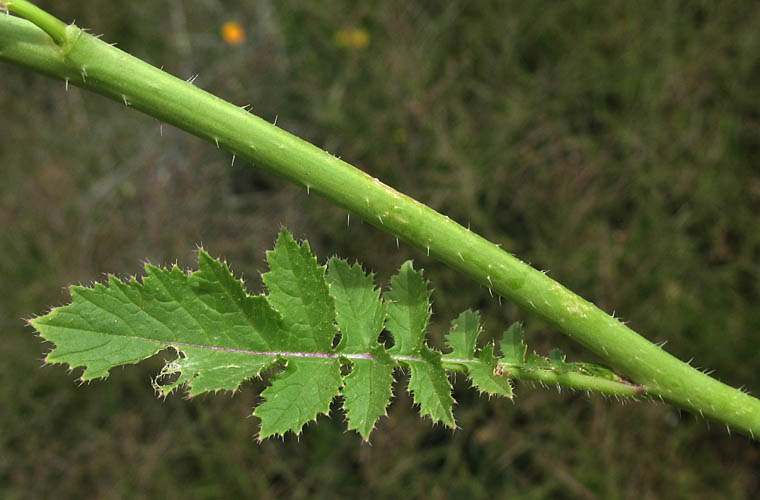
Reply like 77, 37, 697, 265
379, 329, 394, 349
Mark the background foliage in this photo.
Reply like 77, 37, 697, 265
2, 0, 759, 497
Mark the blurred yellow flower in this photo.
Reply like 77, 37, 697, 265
221, 21, 246, 46
334, 28, 370, 49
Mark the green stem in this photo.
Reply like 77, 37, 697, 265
4, 0, 66, 45
1, 4, 758, 438
440, 360, 645, 398
499, 364, 644, 397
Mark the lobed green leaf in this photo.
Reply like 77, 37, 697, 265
465, 345, 512, 398
327, 258, 392, 439
499, 322, 527, 365
255, 357, 342, 439
444, 310, 512, 398
326, 258, 386, 352
385, 261, 455, 426
407, 349, 455, 427
386, 261, 431, 355
32, 228, 615, 440
262, 229, 337, 352
341, 346, 395, 440
445, 309, 481, 360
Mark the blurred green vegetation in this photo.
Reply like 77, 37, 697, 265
2, 0, 760, 497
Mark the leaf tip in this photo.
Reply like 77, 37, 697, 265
275, 227, 297, 246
